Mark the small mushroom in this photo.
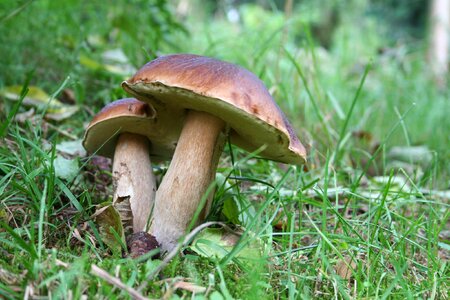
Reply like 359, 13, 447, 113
83, 98, 180, 234
122, 54, 307, 252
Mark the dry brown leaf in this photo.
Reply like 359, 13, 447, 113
60, 89, 76, 105
13, 108, 35, 123
335, 256, 356, 280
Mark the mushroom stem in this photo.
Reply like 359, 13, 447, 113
113, 132, 156, 233
151, 110, 226, 252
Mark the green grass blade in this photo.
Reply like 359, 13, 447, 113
333, 60, 371, 166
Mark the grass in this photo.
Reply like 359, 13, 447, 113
0, 0, 449, 299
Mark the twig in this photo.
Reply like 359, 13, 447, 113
138, 221, 235, 291
91, 264, 150, 300
45, 121, 78, 140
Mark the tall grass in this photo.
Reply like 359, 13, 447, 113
0, 0, 448, 298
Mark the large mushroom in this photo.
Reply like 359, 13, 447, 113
82, 98, 180, 235
122, 54, 307, 253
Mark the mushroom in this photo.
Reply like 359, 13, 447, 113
82, 98, 180, 235
122, 54, 307, 253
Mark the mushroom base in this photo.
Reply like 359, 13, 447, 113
150, 110, 226, 253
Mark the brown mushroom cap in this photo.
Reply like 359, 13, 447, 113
82, 98, 181, 160
122, 54, 306, 165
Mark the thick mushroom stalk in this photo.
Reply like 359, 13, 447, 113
150, 110, 226, 252
113, 132, 156, 233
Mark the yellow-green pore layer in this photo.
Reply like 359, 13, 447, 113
121, 54, 307, 165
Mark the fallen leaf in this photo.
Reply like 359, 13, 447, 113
79, 55, 104, 71
54, 156, 79, 180
86, 34, 106, 48
60, 89, 76, 105
334, 256, 356, 280
173, 281, 207, 293
13, 108, 35, 123
370, 175, 411, 192
190, 228, 261, 261
388, 146, 433, 167
93, 202, 126, 256
0, 86, 78, 121
56, 140, 86, 157
80, 48, 135, 77
45, 106, 79, 121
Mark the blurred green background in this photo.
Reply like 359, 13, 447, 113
0, 0, 448, 182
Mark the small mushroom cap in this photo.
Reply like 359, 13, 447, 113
82, 98, 181, 160
122, 54, 306, 165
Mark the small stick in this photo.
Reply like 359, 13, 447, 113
91, 264, 151, 300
